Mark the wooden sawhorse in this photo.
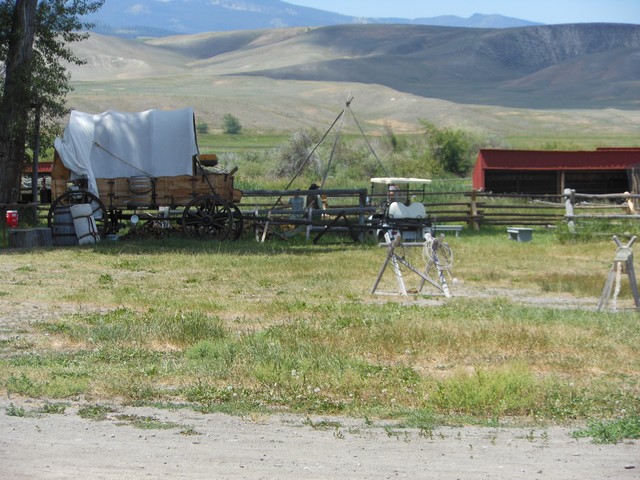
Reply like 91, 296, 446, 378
371, 234, 452, 297
597, 235, 640, 311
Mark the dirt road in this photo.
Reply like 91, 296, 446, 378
1, 398, 638, 480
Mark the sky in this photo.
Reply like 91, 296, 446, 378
285, 0, 639, 25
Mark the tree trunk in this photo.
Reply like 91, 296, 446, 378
0, 0, 38, 204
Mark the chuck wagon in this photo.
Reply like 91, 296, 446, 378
49, 108, 243, 244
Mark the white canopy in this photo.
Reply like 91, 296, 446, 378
54, 108, 199, 197
370, 177, 432, 185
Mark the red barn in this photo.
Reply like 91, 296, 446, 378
473, 148, 640, 195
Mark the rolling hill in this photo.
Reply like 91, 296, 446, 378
69, 23, 640, 111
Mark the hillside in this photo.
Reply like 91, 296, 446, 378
194, 23, 640, 109
71, 23, 640, 109
64, 23, 640, 137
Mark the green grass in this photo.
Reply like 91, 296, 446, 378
78, 404, 117, 421
5, 403, 28, 417
115, 414, 181, 430
572, 416, 640, 444
197, 132, 289, 154
0, 232, 638, 428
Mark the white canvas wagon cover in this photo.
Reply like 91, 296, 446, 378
54, 108, 199, 197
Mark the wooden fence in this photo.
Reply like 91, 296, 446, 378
427, 189, 640, 230
3, 188, 639, 243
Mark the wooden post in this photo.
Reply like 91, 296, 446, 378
564, 188, 575, 233
469, 190, 480, 231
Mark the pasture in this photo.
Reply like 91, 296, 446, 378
1, 229, 638, 435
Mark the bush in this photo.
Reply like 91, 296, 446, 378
222, 114, 242, 135
196, 121, 209, 134
421, 121, 498, 177
274, 129, 322, 178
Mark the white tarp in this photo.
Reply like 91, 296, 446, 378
54, 108, 199, 197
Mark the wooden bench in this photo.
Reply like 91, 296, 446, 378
507, 227, 533, 242
432, 225, 463, 237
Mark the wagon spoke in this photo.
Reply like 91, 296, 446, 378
182, 195, 233, 240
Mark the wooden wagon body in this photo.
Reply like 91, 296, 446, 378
51, 155, 242, 209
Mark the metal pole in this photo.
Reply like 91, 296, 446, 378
31, 104, 41, 207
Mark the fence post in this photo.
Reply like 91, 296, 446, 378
469, 190, 480, 231
564, 188, 575, 233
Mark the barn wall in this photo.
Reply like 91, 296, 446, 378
473, 149, 640, 194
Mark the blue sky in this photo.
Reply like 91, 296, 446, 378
285, 0, 639, 25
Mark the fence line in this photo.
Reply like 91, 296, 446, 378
5, 188, 639, 236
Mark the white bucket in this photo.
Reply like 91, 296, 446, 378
70, 204, 100, 245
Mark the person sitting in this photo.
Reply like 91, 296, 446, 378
306, 183, 323, 221
388, 184, 399, 203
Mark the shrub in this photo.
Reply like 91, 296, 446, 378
196, 121, 209, 134
222, 114, 242, 135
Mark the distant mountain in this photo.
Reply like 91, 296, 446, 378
86, 0, 540, 38
411, 13, 540, 29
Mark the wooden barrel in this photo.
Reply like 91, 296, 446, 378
128, 176, 153, 207
52, 206, 78, 246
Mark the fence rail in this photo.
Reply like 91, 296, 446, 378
3, 189, 639, 240
424, 189, 638, 230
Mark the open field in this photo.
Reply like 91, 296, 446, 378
1, 230, 639, 419
1, 228, 639, 477
67, 75, 640, 145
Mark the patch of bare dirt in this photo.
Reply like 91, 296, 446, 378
1, 398, 638, 479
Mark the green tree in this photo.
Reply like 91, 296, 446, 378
196, 120, 209, 134
221, 113, 242, 135
422, 121, 487, 177
0, 0, 103, 203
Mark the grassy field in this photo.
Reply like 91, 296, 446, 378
1, 228, 639, 439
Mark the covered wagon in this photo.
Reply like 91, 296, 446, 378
49, 108, 243, 244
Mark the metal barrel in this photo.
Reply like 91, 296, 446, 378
52, 206, 78, 246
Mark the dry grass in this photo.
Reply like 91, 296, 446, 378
0, 230, 638, 423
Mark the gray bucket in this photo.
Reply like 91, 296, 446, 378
52, 206, 78, 246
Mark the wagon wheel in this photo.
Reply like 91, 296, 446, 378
231, 205, 244, 240
182, 195, 233, 240
47, 190, 110, 238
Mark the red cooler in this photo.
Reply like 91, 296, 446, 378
6, 210, 18, 228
